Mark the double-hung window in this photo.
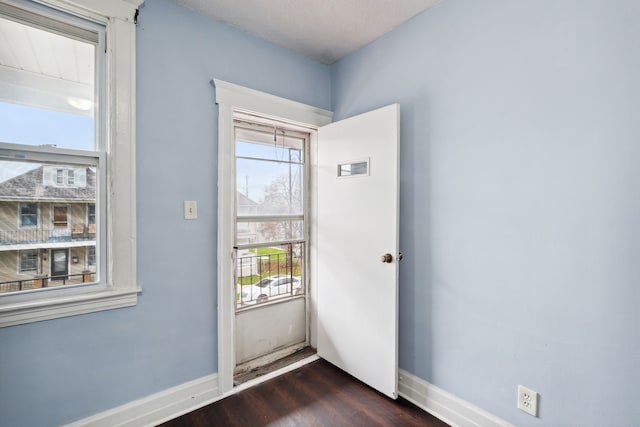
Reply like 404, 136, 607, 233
0, 0, 140, 327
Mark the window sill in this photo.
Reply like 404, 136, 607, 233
0, 287, 141, 327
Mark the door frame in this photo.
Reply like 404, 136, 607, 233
213, 79, 332, 394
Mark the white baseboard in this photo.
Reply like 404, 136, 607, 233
398, 369, 514, 427
65, 355, 320, 427
65, 373, 221, 427
67, 361, 511, 427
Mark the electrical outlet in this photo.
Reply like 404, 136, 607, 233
517, 385, 538, 417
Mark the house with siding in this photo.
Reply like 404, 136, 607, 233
0, 165, 97, 292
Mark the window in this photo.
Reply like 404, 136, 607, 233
20, 203, 38, 227
19, 250, 39, 273
53, 206, 69, 229
53, 168, 78, 186
0, 0, 140, 328
234, 119, 309, 307
87, 247, 96, 267
87, 203, 96, 225
338, 160, 369, 177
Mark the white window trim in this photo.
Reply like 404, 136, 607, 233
0, 0, 142, 328
213, 79, 332, 394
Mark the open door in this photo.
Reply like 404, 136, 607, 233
317, 104, 400, 399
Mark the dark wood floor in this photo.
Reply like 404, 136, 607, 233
161, 359, 450, 427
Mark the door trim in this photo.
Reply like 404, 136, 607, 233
212, 79, 332, 394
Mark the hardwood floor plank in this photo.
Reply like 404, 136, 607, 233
160, 359, 450, 427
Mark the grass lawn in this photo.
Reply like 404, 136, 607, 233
238, 275, 261, 286
237, 246, 302, 288
249, 246, 287, 256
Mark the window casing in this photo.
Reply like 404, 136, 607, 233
0, 0, 141, 328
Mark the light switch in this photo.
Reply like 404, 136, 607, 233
184, 200, 197, 219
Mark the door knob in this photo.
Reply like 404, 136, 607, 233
381, 253, 393, 263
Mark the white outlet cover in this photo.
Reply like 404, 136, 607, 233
517, 384, 538, 417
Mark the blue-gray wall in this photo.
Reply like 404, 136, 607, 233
332, 0, 640, 426
0, 1, 330, 426
2, 0, 639, 426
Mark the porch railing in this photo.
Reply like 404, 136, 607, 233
235, 242, 304, 308
0, 272, 96, 293
0, 228, 95, 245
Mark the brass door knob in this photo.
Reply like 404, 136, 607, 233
381, 253, 393, 263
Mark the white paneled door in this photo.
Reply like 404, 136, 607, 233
317, 104, 400, 399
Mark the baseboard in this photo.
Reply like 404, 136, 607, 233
68, 362, 511, 427
398, 369, 514, 427
65, 355, 320, 427
65, 373, 221, 427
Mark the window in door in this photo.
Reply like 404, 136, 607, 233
234, 119, 308, 308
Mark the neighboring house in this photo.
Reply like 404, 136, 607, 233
0, 165, 97, 293
236, 191, 259, 278
236, 190, 258, 246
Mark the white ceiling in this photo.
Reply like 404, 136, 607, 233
177, 0, 441, 64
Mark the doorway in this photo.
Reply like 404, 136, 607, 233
232, 116, 312, 384
50, 248, 69, 279
214, 80, 400, 398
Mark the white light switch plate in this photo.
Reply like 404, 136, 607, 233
184, 200, 197, 219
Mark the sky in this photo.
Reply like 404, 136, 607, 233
0, 102, 94, 182
235, 140, 303, 204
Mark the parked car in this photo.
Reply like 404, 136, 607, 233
240, 275, 302, 304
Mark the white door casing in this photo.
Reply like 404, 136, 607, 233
213, 79, 332, 394
317, 104, 400, 399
